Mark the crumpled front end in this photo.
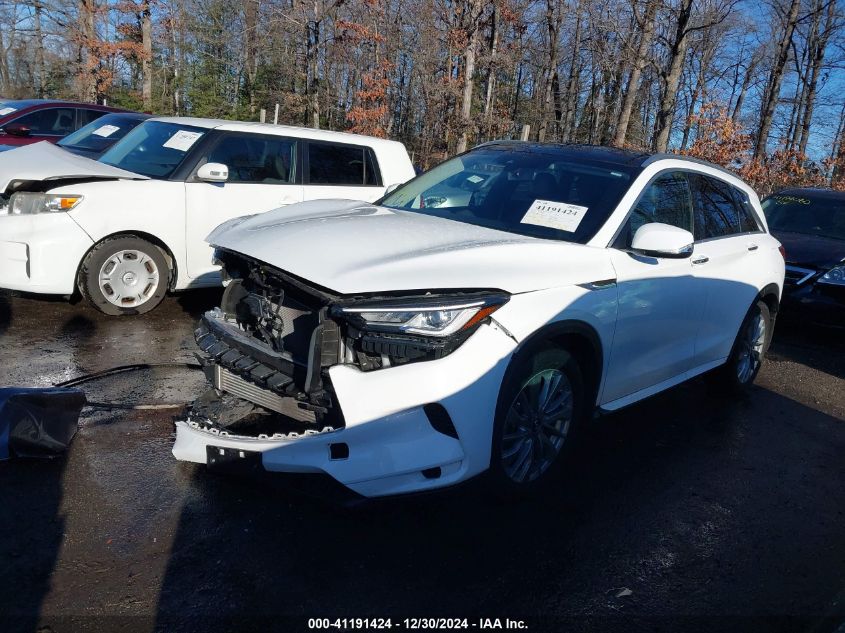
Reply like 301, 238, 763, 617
173, 249, 517, 498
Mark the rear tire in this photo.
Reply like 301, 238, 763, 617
78, 236, 170, 316
488, 346, 586, 497
711, 299, 772, 392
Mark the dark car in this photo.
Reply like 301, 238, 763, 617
0, 99, 128, 148
762, 188, 845, 326
52, 112, 151, 159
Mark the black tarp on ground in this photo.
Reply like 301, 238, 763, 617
0, 387, 85, 459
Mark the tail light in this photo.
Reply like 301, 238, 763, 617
778, 244, 786, 260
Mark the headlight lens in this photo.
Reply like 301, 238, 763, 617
342, 296, 508, 337
818, 264, 845, 286
7, 192, 83, 215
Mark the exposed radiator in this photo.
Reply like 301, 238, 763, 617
213, 365, 316, 423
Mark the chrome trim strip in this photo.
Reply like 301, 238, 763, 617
784, 265, 816, 286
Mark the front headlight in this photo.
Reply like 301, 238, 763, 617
818, 264, 845, 286
7, 192, 83, 215
341, 294, 509, 338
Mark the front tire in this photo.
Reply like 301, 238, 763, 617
78, 236, 170, 316
712, 299, 772, 392
488, 347, 585, 496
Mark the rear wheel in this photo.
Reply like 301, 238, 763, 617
712, 299, 772, 391
78, 236, 170, 316
489, 347, 585, 495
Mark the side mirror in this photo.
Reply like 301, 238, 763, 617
196, 162, 229, 183
384, 182, 402, 195
630, 223, 694, 258
4, 123, 31, 137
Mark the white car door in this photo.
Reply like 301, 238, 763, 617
184, 132, 304, 282
687, 173, 765, 366
303, 140, 386, 203
601, 171, 707, 406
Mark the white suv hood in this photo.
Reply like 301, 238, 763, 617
0, 141, 146, 192
207, 200, 615, 295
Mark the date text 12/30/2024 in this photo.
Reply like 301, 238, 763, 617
308, 618, 529, 630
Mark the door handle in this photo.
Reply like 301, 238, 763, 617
747, 243, 759, 251
692, 256, 709, 265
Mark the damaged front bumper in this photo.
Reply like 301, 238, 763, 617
173, 304, 517, 498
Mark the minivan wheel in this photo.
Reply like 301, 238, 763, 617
489, 347, 585, 495
712, 300, 772, 392
79, 236, 170, 316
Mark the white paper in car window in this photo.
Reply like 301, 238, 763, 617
467, 175, 484, 184
521, 199, 588, 233
163, 130, 202, 152
0, 107, 17, 116
92, 124, 120, 138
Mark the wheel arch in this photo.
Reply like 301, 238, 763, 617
75, 230, 179, 293
757, 282, 780, 317
509, 319, 604, 411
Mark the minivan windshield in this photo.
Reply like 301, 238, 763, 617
379, 148, 635, 244
100, 121, 207, 179
762, 193, 845, 241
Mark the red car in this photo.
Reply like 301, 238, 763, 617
0, 99, 128, 148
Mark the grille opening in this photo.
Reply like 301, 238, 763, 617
423, 403, 459, 439
422, 467, 442, 479
330, 443, 349, 460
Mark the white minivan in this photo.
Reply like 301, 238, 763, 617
0, 117, 415, 315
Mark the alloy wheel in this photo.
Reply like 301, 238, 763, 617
501, 368, 573, 484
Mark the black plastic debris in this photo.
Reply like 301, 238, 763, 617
0, 387, 85, 460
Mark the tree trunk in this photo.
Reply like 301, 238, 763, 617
482, 5, 498, 138
33, 0, 46, 97
613, 0, 658, 147
537, 0, 560, 142
455, 20, 478, 153
754, 0, 801, 158
653, 0, 693, 152
731, 54, 758, 122
141, 1, 153, 111
797, 0, 835, 156
244, 0, 259, 114
561, 2, 582, 142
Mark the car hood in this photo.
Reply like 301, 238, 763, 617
207, 199, 615, 295
0, 141, 146, 192
773, 230, 845, 269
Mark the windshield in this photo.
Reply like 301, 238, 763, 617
100, 121, 207, 179
762, 193, 845, 241
379, 149, 634, 244
59, 114, 145, 154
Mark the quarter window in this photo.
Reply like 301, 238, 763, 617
76, 108, 107, 129
730, 186, 762, 233
615, 171, 693, 248
206, 133, 296, 184
308, 142, 381, 186
11, 107, 75, 136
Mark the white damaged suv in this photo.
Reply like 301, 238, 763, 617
173, 142, 785, 498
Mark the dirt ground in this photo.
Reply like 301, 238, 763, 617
0, 289, 843, 633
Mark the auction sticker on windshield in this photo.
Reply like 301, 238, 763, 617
92, 124, 120, 137
0, 107, 17, 116
521, 199, 588, 233
163, 130, 203, 152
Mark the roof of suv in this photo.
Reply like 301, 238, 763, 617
770, 187, 845, 200
474, 140, 739, 178
147, 116, 405, 148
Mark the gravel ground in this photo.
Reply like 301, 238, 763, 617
0, 289, 843, 633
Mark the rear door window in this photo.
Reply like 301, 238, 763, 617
690, 173, 744, 240
307, 141, 382, 186
205, 133, 297, 184
11, 107, 75, 136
